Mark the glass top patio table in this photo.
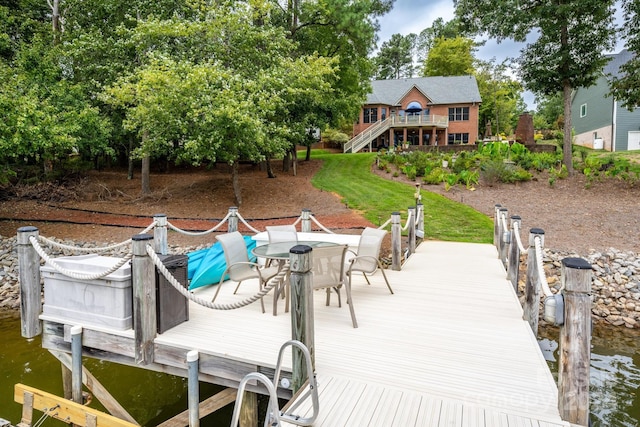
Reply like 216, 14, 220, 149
252, 241, 339, 261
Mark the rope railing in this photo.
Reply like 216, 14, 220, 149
512, 221, 528, 252
309, 214, 335, 234
167, 211, 232, 236
235, 212, 261, 234
30, 235, 133, 281
147, 244, 288, 310
401, 209, 414, 232
534, 236, 553, 298
37, 234, 133, 253
378, 217, 392, 230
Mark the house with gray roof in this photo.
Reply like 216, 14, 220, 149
344, 76, 482, 153
572, 49, 640, 151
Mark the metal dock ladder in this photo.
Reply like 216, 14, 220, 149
230, 340, 319, 427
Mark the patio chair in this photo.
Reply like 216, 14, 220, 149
346, 227, 394, 295
212, 231, 279, 313
266, 225, 298, 243
265, 225, 298, 268
311, 244, 357, 328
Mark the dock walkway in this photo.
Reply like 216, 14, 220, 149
155, 241, 567, 426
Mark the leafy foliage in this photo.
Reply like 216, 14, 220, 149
422, 36, 475, 77
374, 33, 416, 79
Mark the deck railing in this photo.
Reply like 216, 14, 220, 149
493, 204, 593, 426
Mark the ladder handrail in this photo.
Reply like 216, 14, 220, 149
230, 340, 319, 427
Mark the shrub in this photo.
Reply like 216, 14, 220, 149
423, 167, 446, 185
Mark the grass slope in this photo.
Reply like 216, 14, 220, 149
310, 151, 492, 243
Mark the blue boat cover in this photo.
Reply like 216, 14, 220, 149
187, 235, 257, 290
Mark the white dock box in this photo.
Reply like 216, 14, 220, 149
41, 254, 132, 330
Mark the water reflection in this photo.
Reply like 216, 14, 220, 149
540, 324, 640, 427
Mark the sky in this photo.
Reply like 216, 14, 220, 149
375, 0, 627, 111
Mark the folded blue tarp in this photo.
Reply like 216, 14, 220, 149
187, 235, 257, 290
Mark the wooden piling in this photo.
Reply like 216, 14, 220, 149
153, 214, 168, 255
187, 350, 200, 427
17, 226, 41, 338
228, 207, 238, 233
524, 228, 545, 336
301, 209, 311, 232
391, 212, 401, 271
407, 207, 416, 256
132, 234, 156, 365
71, 325, 83, 404
289, 245, 314, 392
507, 215, 522, 293
558, 257, 592, 426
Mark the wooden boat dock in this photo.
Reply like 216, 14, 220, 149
33, 240, 570, 426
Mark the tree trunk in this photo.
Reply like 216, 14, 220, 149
562, 80, 574, 175
283, 151, 291, 172
127, 136, 135, 180
266, 157, 276, 178
305, 144, 311, 161
141, 156, 151, 195
51, 0, 61, 44
292, 146, 298, 176
232, 162, 242, 206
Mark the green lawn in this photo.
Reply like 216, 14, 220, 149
309, 151, 493, 244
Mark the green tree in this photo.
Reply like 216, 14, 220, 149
374, 33, 416, 79
422, 36, 475, 77
415, 17, 461, 64
610, 1, 640, 109
456, 0, 617, 174
475, 59, 524, 137
534, 93, 563, 130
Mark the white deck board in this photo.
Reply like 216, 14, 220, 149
154, 241, 568, 426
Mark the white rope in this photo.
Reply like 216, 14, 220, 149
401, 210, 414, 232
378, 217, 392, 230
167, 211, 232, 236
500, 212, 509, 236
534, 236, 553, 297
147, 245, 287, 310
140, 221, 157, 234
309, 214, 335, 234
291, 216, 302, 227
30, 236, 133, 280
513, 221, 528, 252
37, 235, 132, 252
236, 212, 261, 234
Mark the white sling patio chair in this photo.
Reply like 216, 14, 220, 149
266, 225, 298, 243
212, 231, 279, 313
346, 227, 394, 295
312, 244, 357, 328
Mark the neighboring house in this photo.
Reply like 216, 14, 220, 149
572, 49, 640, 151
345, 76, 481, 153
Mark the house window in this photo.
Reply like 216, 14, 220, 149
364, 107, 378, 123
381, 108, 387, 120
580, 103, 587, 118
448, 107, 469, 121
448, 133, 469, 145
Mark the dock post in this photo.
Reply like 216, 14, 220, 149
558, 257, 592, 426
17, 226, 41, 338
498, 207, 508, 267
289, 245, 314, 392
71, 325, 83, 404
391, 212, 401, 271
187, 350, 200, 427
132, 234, 156, 365
407, 207, 416, 256
153, 214, 168, 255
493, 204, 502, 247
507, 215, 522, 293
228, 207, 238, 232
524, 228, 545, 335
301, 208, 312, 232
416, 202, 424, 239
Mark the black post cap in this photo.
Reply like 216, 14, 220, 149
290, 244, 313, 254
562, 257, 592, 270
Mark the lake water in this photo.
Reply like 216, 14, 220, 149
1, 311, 639, 426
